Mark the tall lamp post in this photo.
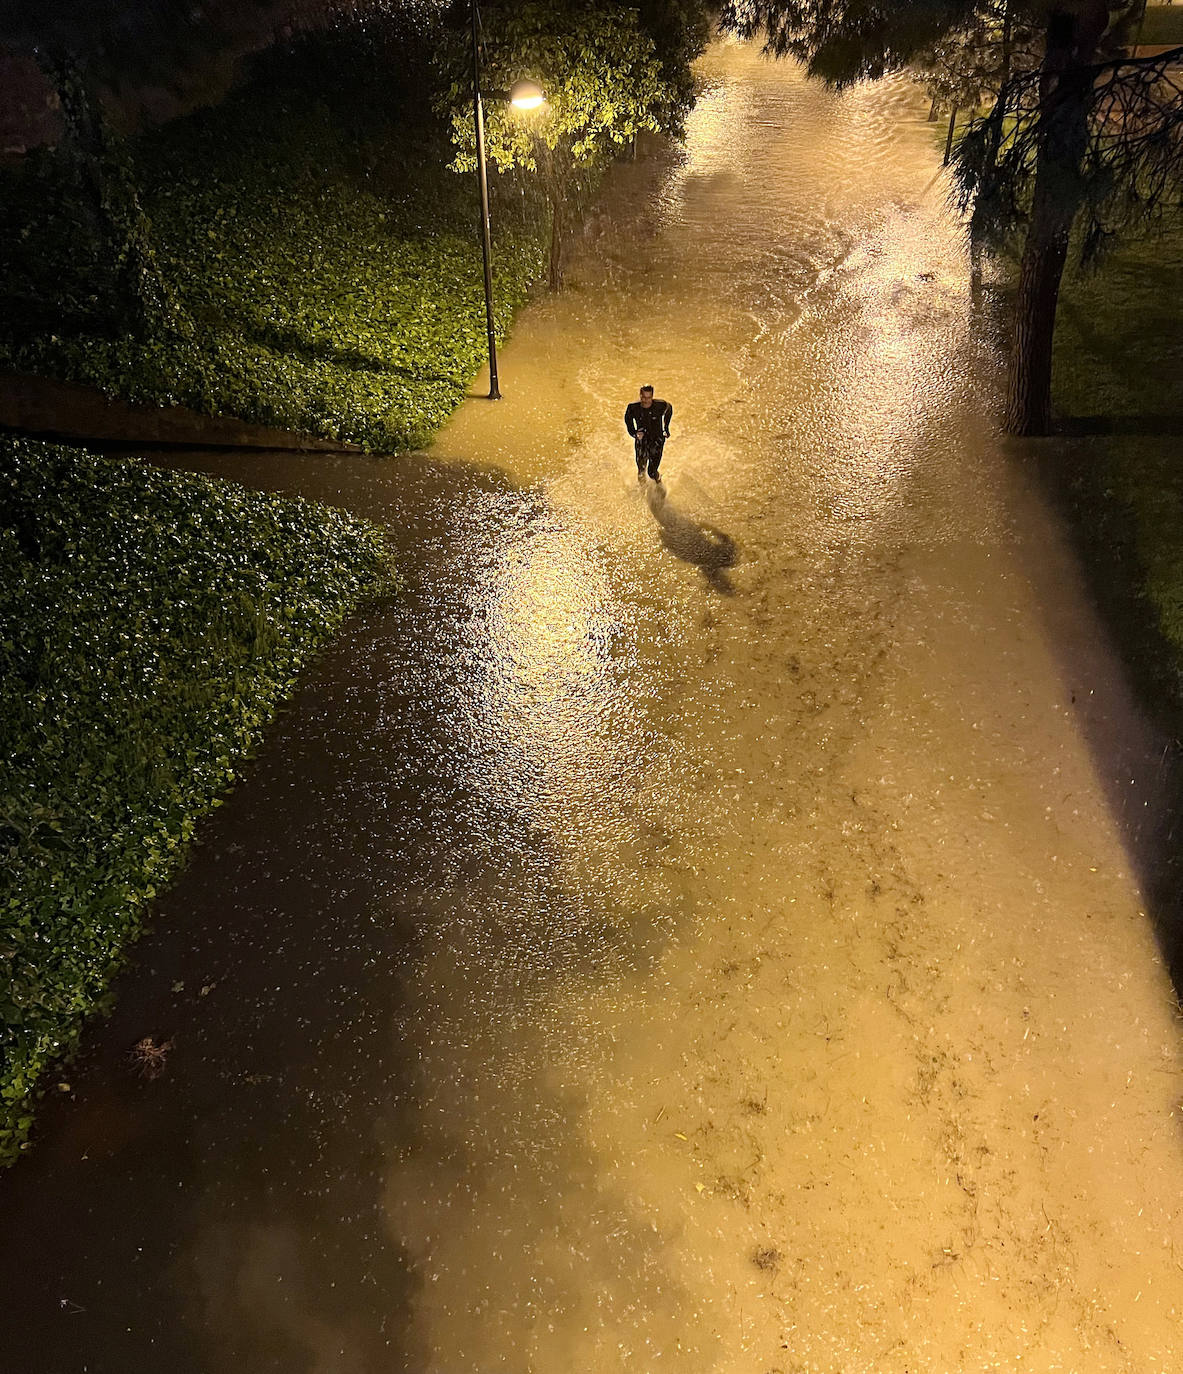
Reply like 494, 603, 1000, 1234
470, 0, 544, 400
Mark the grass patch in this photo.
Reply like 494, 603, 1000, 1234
1044, 236, 1183, 979
1052, 226, 1183, 674
1138, 5, 1183, 46
0, 437, 396, 1163
1055, 224, 1183, 423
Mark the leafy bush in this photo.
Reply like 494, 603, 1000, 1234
0, 74, 548, 451
0, 437, 396, 1162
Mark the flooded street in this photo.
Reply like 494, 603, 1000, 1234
2, 41, 1181, 1373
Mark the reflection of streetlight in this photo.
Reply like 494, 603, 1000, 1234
470, 1, 546, 400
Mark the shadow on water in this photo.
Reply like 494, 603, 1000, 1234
1019, 438, 1183, 997
0, 448, 698, 1373
644, 482, 738, 594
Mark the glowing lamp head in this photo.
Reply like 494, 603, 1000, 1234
509, 79, 546, 111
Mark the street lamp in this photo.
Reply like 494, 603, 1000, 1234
508, 79, 546, 111
470, 1, 544, 400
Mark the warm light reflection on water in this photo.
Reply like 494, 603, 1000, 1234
483, 520, 611, 724
468, 511, 640, 819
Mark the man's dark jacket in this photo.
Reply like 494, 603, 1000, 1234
625, 399, 673, 441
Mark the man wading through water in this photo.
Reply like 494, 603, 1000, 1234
625, 385, 673, 482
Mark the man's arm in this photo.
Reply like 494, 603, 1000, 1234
624, 404, 638, 437
663, 400, 673, 436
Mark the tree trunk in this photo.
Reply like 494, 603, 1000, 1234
999, 0, 1014, 91
1008, 212, 1072, 434
548, 190, 564, 291
982, 1, 1015, 177
1005, 2, 1109, 435
943, 107, 959, 164
45, 51, 180, 338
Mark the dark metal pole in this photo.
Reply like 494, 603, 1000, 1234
943, 106, 959, 166
472, 0, 501, 399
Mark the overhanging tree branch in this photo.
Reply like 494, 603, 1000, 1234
956, 42, 1183, 261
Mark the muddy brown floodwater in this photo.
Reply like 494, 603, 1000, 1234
3, 40, 1182, 1374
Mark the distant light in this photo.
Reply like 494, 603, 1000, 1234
509, 79, 546, 111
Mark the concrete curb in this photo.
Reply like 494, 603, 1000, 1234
0, 372, 363, 453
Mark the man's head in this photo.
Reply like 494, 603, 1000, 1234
639, 385, 654, 409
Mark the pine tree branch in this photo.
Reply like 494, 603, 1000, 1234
955, 40, 1183, 261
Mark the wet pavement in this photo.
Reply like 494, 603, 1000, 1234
2, 41, 1182, 1374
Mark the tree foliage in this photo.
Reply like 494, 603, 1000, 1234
956, 40, 1183, 260
723, 0, 977, 85
909, 1, 1041, 111
442, 1, 686, 175
635, 0, 716, 137
440, 0, 706, 285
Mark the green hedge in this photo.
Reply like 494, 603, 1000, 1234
0, 438, 396, 1162
0, 87, 548, 451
